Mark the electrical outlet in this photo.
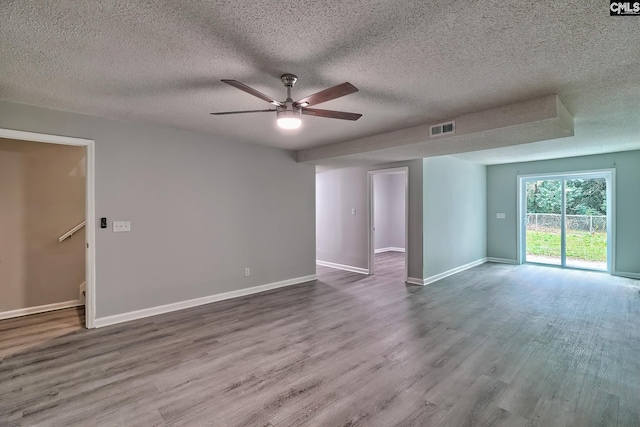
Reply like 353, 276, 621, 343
496, 213, 506, 219
113, 221, 131, 232
351, 208, 357, 215
244, 267, 250, 277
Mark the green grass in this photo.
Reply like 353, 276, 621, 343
526, 230, 607, 262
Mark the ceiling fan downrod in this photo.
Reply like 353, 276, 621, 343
278, 74, 301, 128
281, 73, 298, 102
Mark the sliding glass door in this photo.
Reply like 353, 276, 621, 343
564, 177, 608, 270
525, 179, 562, 266
521, 171, 612, 272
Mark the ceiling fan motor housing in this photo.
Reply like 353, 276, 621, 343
279, 74, 301, 115
281, 74, 298, 88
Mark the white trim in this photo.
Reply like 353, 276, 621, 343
608, 170, 616, 274
613, 271, 640, 280
0, 129, 91, 146
516, 169, 617, 180
486, 257, 518, 264
406, 277, 426, 286
0, 300, 82, 321
85, 140, 96, 328
316, 260, 369, 275
374, 247, 406, 254
423, 258, 488, 286
517, 176, 524, 265
94, 274, 318, 328
0, 128, 96, 329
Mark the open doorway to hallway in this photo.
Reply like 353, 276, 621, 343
0, 135, 90, 329
369, 168, 408, 278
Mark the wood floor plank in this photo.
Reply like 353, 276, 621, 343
1, 253, 639, 426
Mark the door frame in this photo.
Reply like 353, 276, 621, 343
368, 167, 409, 281
0, 128, 96, 328
516, 168, 615, 273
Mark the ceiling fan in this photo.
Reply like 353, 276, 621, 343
211, 74, 362, 129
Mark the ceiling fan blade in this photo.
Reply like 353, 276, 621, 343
210, 109, 276, 115
221, 80, 284, 107
301, 108, 362, 121
294, 82, 358, 107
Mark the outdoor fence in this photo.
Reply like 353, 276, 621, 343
526, 213, 607, 233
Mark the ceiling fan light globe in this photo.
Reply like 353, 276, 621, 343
277, 110, 302, 129
277, 118, 301, 129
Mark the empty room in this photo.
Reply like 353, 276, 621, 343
1, 1, 639, 426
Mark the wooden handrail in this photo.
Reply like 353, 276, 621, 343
58, 221, 86, 243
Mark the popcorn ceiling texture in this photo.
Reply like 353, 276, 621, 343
1, 0, 639, 162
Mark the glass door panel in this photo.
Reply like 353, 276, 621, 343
525, 179, 562, 265
565, 178, 607, 270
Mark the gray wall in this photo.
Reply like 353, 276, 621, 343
0, 101, 316, 318
423, 156, 487, 278
0, 139, 85, 312
373, 173, 405, 250
316, 160, 423, 279
388, 173, 406, 249
487, 150, 640, 275
373, 174, 391, 250
316, 166, 368, 268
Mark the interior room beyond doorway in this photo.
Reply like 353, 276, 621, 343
0, 128, 95, 329
370, 168, 407, 277
0, 137, 85, 326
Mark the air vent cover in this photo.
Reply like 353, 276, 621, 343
429, 120, 455, 137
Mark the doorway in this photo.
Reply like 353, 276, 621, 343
0, 129, 95, 328
518, 170, 614, 272
368, 168, 408, 279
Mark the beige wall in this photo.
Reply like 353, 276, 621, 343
0, 138, 85, 312
0, 148, 26, 310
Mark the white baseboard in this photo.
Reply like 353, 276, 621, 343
316, 260, 369, 275
0, 300, 82, 321
374, 247, 406, 254
406, 277, 425, 286
94, 274, 317, 328
486, 257, 519, 264
613, 271, 640, 280
421, 258, 488, 286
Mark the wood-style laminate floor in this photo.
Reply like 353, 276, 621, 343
1, 253, 640, 426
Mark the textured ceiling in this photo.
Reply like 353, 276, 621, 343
1, 1, 639, 161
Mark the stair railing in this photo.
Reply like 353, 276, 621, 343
58, 221, 86, 243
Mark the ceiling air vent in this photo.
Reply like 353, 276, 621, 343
429, 120, 455, 137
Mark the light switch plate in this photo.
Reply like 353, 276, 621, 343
113, 221, 131, 232
496, 213, 506, 219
